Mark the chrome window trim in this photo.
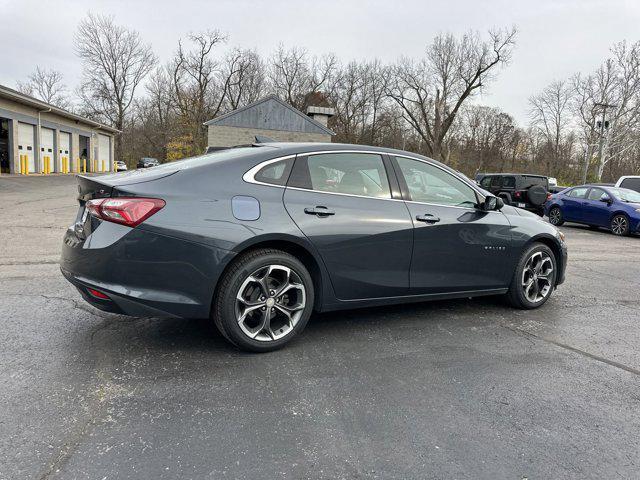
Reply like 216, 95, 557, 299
242, 149, 489, 207
242, 154, 297, 188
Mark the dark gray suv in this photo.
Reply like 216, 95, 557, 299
61, 143, 567, 351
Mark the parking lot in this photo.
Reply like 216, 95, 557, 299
1, 175, 639, 479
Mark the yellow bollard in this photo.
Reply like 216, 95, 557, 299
83, 158, 87, 173
101, 160, 105, 173
19, 155, 24, 175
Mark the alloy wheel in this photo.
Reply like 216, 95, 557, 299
549, 208, 561, 225
521, 251, 554, 303
235, 264, 306, 342
611, 216, 628, 235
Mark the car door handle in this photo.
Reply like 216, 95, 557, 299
415, 213, 440, 224
304, 206, 335, 217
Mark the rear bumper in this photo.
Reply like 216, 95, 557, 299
60, 223, 235, 319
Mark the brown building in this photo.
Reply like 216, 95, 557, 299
205, 95, 335, 149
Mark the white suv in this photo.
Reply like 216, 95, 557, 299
615, 176, 640, 193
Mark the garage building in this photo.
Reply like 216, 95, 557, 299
204, 95, 335, 149
0, 83, 118, 175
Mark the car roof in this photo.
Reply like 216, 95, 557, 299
477, 173, 547, 178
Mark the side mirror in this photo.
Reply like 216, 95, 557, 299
483, 195, 504, 211
600, 196, 612, 204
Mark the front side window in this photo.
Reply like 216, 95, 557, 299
587, 188, 608, 201
395, 157, 478, 208
568, 187, 588, 198
291, 153, 391, 199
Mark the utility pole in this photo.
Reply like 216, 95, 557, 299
591, 102, 616, 182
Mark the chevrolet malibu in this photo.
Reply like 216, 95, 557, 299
61, 143, 567, 352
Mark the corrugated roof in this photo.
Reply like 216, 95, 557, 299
204, 95, 335, 135
0, 83, 120, 134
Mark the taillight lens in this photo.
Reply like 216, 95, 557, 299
514, 191, 521, 198
85, 197, 165, 227
546, 193, 552, 201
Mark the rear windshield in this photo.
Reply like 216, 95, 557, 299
142, 147, 260, 173
520, 176, 548, 188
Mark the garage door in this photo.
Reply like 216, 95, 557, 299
59, 132, 71, 173
98, 134, 111, 172
40, 127, 55, 173
17, 123, 35, 173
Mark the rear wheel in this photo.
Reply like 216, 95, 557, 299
548, 206, 564, 226
213, 249, 314, 352
506, 243, 557, 309
610, 214, 630, 236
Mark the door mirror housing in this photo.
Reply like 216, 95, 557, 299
482, 195, 504, 211
600, 196, 612, 204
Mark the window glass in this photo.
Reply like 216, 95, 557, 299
608, 187, 640, 203
620, 178, 640, 192
395, 157, 478, 208
490, 176, 502, 188
502, 176, 516, 188
568, 187, 588, 198
587, 188, 607, 201
254, 158, 293, 186
480, 176, 492, 188
303, 153, 391, 199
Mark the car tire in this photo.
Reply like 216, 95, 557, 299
506, 242, 557, 309
527, 185, 547, 207
212, 248, 315, 352
610, 214, 630, 236
548, 206, 564, 226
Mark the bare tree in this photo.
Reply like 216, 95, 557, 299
17, 67, 70, 108
268, 45, 338, 110
170, 30, 227, 153
386, 28, 517, 161
74, 13, 156, 157
574, 41, 640, 181
220, 48, 266, 111
529, 80, 575, 175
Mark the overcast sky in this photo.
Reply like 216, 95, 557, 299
1, 0, 639, 124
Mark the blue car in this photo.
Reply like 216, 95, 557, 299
544, 185, 640, 236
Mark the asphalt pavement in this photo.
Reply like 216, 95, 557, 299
1, 175, 639, 480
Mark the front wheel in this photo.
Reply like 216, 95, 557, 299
506, 243, 557, 309
213, 249, 314, 352
610, 214, 630, 236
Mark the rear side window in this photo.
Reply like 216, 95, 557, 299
480, 176, 492, 188
502, 176, 516, 188
490, 176, 502, 188
254, 158, 294, 186
289, 153, 391, 199
568, 187, 588, 198
620, 178, 640, 192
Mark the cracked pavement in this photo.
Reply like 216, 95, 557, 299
1, 175, 639, 479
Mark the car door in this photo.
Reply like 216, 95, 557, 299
582, 187, 611, 226
562, 187, 589, 222
283, 152, 414, 300
391, 156, 513, 294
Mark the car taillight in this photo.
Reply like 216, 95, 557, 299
87, 288, 110, 300
85, 197, 165, 227
546, 193, 552, 201
514, 191, 521, 198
